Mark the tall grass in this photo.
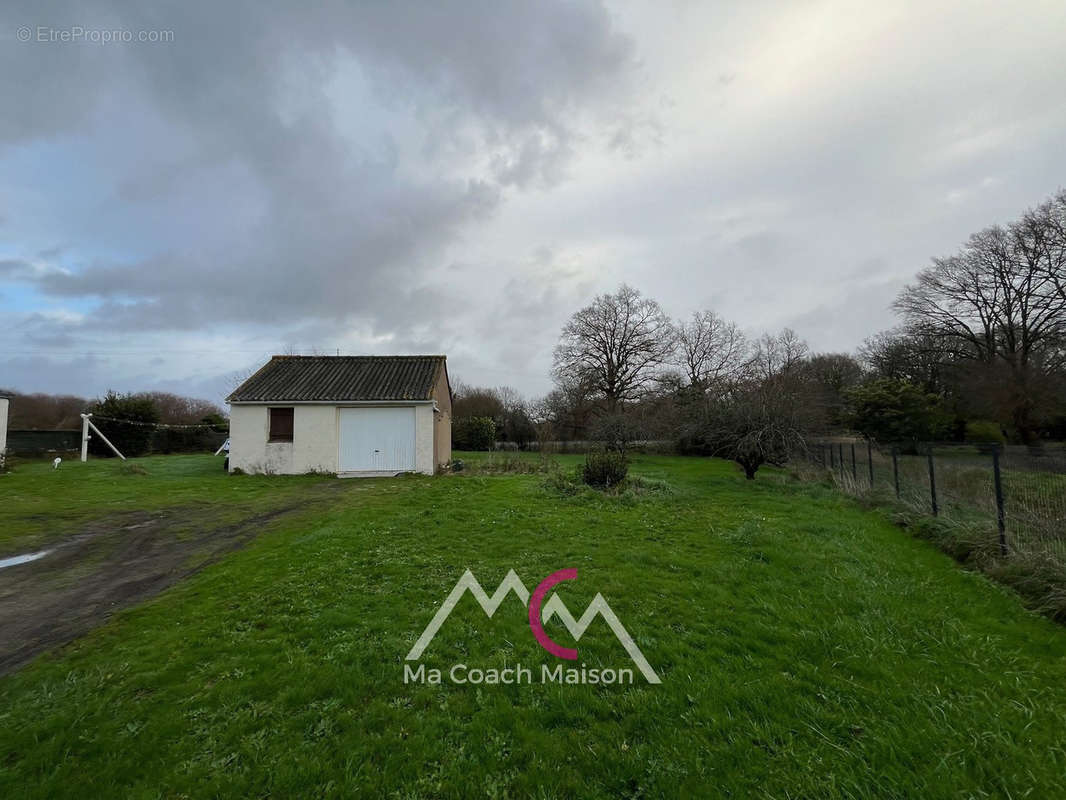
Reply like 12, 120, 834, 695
794, 443, 1066, 621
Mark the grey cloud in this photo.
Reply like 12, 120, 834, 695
1, 0, 639, 336
0, 258, 31, 277
3, 1, 1066, 402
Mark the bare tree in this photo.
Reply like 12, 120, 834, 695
142, 392, 224, 424
704, 373, 820, 479
859, 328, 951, 393
798, 353, 865, 428
451, 381, 505, 420
527, 396, 557, 453
894, 213, 1066, 438
749, 328, 809, 380
553, 285, 676, 412
3, 389, 89, 430
675, 310, 748, 392
895, 224, 1065, 367
1016, 189, 1066, 306
540, 376, 598, 441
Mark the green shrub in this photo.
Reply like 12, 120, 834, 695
453, 416, 496, 451
580, 451, 629, 488
542, 470, 580, 496
88, 392, 160, 458
467, 453, 554, 474
845, 378, 952, 447
965, 420, 1006, 445
150, 426, 225, 454
200, 412, 229, 433
624, 475, 674, 495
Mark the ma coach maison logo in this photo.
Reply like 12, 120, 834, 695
404, 568, 662, 685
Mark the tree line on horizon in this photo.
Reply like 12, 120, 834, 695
1, 388, 226, 432
454, 190, 1066, 476
8, 190, 1065, 472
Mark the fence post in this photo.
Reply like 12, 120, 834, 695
867, 440, 874, 488
838, 443, 845, 479
927, 448, 938, 516
850, 442, 857, 482
80, 413, 90, 462
829, 444, 835, 469
891, 447, 900, 498
992, 447, 1007, 556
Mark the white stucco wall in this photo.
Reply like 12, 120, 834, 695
229, 404, 287, 474
229, 402, 434, 475
414, 403, 434, 474
0, 397, 9, 466
293, 405, 340, 473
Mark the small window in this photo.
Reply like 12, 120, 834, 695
268, 407, 294, 442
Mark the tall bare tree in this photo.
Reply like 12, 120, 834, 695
1016, 189, 1066, 306
749, 328, 809, 380
858, 328, 951, 393
894, 208, 1066, 438
675, 310, 748, 392
553, 285, 676, 412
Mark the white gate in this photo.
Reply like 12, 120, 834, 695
338, 407, 416, 472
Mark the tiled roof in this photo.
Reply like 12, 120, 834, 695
227, 356, 447, 403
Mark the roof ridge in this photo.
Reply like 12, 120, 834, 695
227, 354, 446, 403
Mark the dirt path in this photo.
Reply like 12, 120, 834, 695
0, 501, 312, 676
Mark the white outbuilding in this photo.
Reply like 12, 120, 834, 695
226, 355, 452, 476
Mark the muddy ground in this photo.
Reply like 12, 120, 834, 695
0, 500, 315, 676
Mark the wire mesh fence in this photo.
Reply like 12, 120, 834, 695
797, 440, 1066, 563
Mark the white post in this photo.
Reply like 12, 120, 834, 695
86, 417, 126, 460
0, 396, 8, 471
81, 413, 91, 462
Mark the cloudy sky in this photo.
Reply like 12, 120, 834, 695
2, 0, 1065, 403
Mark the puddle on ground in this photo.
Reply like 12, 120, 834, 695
0, 551, 51, 570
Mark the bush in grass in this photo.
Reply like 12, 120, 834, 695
623, 475, 674, 495
581, 451, 629, 488
965, 420, 1006, 446
543, 469, 580, 496
453, 416, 496, 451
88, 392, 159, 457
470, 453, 554, 474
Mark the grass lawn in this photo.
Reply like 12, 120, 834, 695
1, 452, 1065, 798
0, 453, 332, 554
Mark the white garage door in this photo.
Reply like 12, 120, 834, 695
338, 407, 416, 472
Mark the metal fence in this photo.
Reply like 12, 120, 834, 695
798, 440, 1066, 563
5, 427, 227, 457
6, 429, 82, 455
